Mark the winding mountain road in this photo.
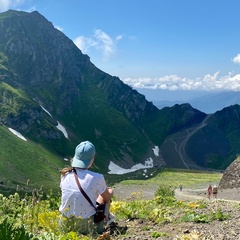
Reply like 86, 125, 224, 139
169, 114, 211, 169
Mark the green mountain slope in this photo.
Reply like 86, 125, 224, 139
187, 105, 240, 169
0, 125, 64, 195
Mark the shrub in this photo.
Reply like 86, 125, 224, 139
155, 185, 175, 198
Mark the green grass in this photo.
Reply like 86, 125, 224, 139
0, 125, 65, 195
117, 168, 222, 189
0, 81, 36, 120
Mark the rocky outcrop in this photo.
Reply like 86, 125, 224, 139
219, 157, 240, 189
97, 75, 158, 123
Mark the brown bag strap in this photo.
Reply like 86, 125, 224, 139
73, 168, 97, 210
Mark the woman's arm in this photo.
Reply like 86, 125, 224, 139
97, 187, 114, 203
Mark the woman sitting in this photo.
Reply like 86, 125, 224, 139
59, 141, 115, 235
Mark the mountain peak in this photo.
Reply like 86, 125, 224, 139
0, 10, 46, 23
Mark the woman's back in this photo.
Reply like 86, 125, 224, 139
59, 168, 107, 219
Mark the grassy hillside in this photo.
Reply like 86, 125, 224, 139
0, 125, 65, 195
117, 168, 222, 189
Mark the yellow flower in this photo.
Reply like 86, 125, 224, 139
63, 207, 69, 212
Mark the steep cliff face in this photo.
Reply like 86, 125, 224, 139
97, 74, 158, 123
0, 10, 90, 110
0, 10, 89, 84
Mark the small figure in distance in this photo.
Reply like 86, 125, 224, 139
179, 184, 183, 191
207, 184, 212, 199
59, 141, 115, 235
212, 185, 218, 199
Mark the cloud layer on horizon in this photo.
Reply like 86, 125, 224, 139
122, 71, 240, 91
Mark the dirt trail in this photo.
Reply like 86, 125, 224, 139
175, 188, 207, 200
114, 184, 207, 201
114, 184, 240, 202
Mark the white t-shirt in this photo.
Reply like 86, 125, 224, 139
59, 169, 107, 219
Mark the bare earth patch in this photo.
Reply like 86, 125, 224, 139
109, 184, 240, 239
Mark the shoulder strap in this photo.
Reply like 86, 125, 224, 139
73, 168, 96, 210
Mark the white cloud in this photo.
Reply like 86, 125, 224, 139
74, 36, 98, 53
94, 29, 115, 58
232, 54, 240, 65
116, 35, 123, 41
74, 29, 122, 59
0, 0, 26, 12
122, 71, 240, 91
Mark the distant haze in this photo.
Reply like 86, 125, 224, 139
136, 89, 240, 114
136, 89, 213, 101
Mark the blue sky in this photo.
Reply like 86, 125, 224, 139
1, 0, 240, 93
